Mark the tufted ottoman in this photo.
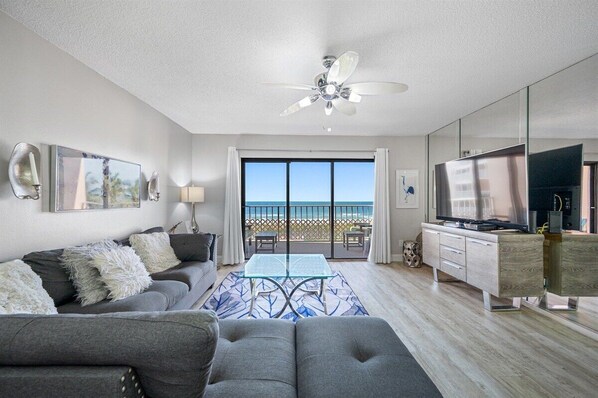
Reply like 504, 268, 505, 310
206, 316, 441, 398
205, 319, 297, 398
296, 317, 441, 398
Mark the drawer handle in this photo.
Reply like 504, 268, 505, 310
443, 261, 463, 270
447, 248, 462, 255
469, 239, 491, 246
425, 230, 439, 235
444, 233, 463, 239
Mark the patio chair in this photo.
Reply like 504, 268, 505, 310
343, 226, 366, 249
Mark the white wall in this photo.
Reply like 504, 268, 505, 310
192, 134, 426, 257
0, 12, 192, 260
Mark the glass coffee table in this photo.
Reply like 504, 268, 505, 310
241, 254, 333, 318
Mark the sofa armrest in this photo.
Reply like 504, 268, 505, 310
210, 234, 218, 264
0, 366, 142, 398
0, 310, 218, 398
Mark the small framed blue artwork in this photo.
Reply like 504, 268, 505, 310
396, 169, 418, 209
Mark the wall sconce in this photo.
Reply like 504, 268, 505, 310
148, 171, 160, 201
180, 186, 204, 233
8, 143, 41, 200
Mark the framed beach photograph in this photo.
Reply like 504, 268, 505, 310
51, 145, 141, 212
396, 169, 419, 209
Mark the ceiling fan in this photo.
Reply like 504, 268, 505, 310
265, 51, 408, 117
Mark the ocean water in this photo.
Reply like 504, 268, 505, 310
244, 201, 373, 219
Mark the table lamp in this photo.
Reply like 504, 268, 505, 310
181, 186, 204, 233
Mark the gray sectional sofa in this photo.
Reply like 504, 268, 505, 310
0, 311, 442, 398
1, 231, 442, 397
21, 231, 218, 314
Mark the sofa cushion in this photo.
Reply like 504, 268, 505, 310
57, 280, 188, 314
170, 233, 214, 262
22, 248, 76, 306
147, 279, 189, 309
296, 316, 442, 398
206, 319, 296, 398
151, 260, 214, 289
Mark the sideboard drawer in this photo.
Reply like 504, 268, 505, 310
440, 232, 465, 251
440, 244, 465, 266
440, 259, 466, 281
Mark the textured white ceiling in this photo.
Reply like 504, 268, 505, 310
1, 0, 597, 136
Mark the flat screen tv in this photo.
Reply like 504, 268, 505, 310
435, 144, 528, 231
528, 144, 583, 230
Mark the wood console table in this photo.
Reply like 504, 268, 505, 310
541, 232, 598, 310
422, 223, 544, 311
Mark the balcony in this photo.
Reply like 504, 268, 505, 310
243, 204, 372, 258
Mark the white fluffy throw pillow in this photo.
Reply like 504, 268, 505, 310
129, 232, 180, 273
0, 259, 58, 314
61, 239, 117, 306
91, 246, 152, 301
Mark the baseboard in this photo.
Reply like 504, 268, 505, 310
391, 253, 403, 262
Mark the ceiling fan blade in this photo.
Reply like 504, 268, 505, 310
331, 97, 357, 116
344, 82, 408, 95
263, 83, 316, 91
340, 89, 362, 103
280, 95, 319, 116
327, 51, 359, 85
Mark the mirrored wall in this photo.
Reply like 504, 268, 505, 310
427, 121, 459, 222
426, 53, 598, 336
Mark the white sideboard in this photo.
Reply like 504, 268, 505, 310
422, 222, 545, 311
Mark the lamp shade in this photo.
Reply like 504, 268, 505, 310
180, 186, 205, 203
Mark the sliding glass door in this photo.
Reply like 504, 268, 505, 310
242, 162, 287, 257
242, 159, 373, 259
334, 162, 375, 259
289, 162, 332, 257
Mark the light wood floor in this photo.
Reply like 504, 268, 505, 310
537, 294, 598, 332
195, 261, 598, 398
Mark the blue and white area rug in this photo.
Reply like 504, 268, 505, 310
202, 271, 368, 322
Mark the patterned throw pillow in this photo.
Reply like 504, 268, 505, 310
0, 259, 58, 314
60, 240, 117, 306
91, 246, 152, 301
129, 232, 181, 273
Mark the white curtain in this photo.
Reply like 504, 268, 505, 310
368, 148, 392, 264
222, 147, 245, 265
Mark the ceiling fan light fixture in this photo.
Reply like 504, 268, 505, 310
325, 101, 333, 116
324, 84, 336, 95
271, 51, 408, 117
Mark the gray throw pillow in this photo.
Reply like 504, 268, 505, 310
60, 240, 117, 306
169, 233, 213, 262
91, 246, 152, 301
22, 248, 76, 306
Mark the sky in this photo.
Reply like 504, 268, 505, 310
245, 161, 374, 202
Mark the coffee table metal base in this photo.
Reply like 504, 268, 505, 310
248, 277, 328, 319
